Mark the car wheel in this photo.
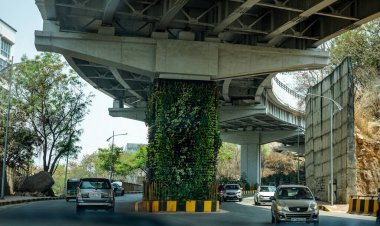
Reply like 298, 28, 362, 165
66, 198, 69, 202
76, 206, 84, 214
121, 191, 124, 196
239, 198, 242, 202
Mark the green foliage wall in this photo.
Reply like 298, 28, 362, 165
146, 79, 221, 201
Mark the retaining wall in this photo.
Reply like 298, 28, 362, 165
305, 58, 356, 203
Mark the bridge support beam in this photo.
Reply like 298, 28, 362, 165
240, 143, 261, 185
35, 29, 329, 81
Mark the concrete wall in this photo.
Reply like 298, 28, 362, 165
305, 58, 356, 203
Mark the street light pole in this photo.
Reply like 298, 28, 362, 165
1, 60, 14, 200
106, 132, 128, 181
306, 92, 343, 206
297, 126, 300, 184
109, 131, 114, 180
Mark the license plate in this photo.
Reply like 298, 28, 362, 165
90, 193, 100, 198
291, 218, 306, 222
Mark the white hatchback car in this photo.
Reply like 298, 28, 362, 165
254, 185, 276, 205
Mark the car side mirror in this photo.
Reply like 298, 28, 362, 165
315, 196, 320, 201
270, 196, 275, 201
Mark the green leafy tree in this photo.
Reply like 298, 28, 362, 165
0, 64, 40, 172
330, 19, 380, 88
97, 146, 123, 179
51, 164, 66, 195
12, 53, 93, 175
216, 142, 240, 180
128, 145, 147, 173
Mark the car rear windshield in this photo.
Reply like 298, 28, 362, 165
260, 186, 276, 192
80, 179, 111, 189
225, 185, 240, 190
67, 181, 80, 190
277, 187, 313, 200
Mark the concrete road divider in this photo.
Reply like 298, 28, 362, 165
135, 200, 219, 213
0, 196, 64, 206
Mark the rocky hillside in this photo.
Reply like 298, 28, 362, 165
354, 87, 380, 196
355, 131, 380, 195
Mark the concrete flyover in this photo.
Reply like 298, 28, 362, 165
34, 0, 380, 186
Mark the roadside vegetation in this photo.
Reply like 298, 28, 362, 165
51, 145, 147, 195
0, 53, 93, 195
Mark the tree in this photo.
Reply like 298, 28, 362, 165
71, 153, 107, 178
127, 145, 147, 173
289, 44, 331, 95
97, 146, 123, 179
216, 142, 240, 180
0, 64, 40, 173
329, 19, 380, 138
263, 151, 297, 186
329, 19, 380, 89
12, 53, 93, 175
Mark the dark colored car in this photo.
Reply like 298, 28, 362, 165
76, 178, 115, 214
65, 178, 80, 202
112, 182, 125, 196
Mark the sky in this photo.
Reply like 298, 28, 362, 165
0, 0, 148, 161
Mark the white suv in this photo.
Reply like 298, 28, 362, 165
223, 184, 242, 202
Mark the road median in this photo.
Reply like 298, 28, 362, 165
0, 196, 64, 206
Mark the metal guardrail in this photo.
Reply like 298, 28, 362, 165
273, 76, 305, 99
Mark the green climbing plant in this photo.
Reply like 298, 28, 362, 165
146, 79, 221, 201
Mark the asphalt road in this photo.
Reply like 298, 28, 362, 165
0, 194, 378, 226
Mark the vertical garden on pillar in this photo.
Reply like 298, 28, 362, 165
145, 79, 221, 201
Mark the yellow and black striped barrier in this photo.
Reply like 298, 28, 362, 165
135, 200, 219, 213
349, 196, 379, 216
242, 190, 255, 195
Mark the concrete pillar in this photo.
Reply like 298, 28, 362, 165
240, 144, 261, 185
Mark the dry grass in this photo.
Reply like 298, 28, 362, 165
354, 88, 380, 140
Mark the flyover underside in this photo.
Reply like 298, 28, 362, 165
35, 29, 313, 146
37, 0, 380, 50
